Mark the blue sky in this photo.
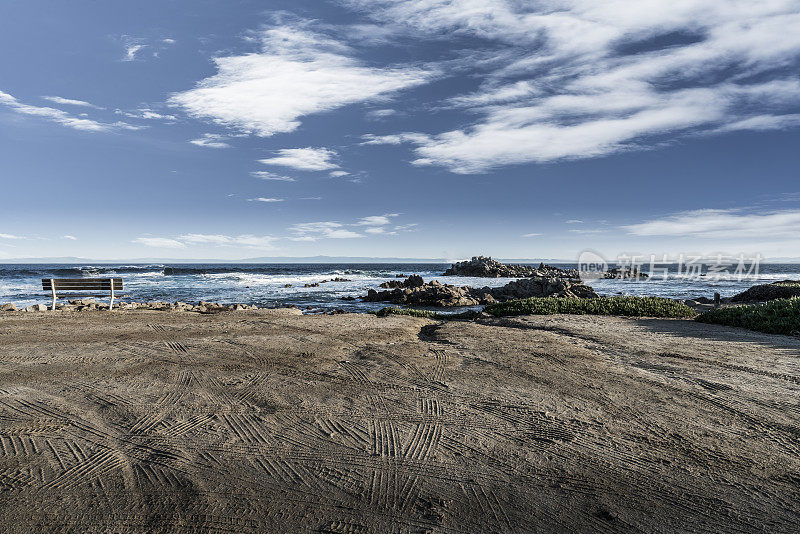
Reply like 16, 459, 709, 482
2, 0, 800, 261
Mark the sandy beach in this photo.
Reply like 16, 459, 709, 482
0, 309, 797, 532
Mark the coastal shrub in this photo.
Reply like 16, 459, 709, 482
696, 297, 800, 335
484, 296, 695, 318
373, 307, 481, 320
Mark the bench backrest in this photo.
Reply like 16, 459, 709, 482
41, 278, 123, 291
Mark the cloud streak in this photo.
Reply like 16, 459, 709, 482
349, 1, 800, 173
623, 208, 800, 239
259, 147, 339, 171
42, 96, 103, 109
190, 133, 231, 148
250, 171, 296, 182
169, 24, 434, 137
0, 90, 141, 133
134, 233, 278, 249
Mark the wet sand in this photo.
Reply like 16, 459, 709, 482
0, 309, 798, 532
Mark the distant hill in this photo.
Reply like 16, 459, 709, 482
0, 255, 572, 264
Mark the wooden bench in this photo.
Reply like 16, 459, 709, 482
41, 278, 123, 311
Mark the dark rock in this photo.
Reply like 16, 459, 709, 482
284, 284, 292, 288
380, 274, 425, 289
0, 303, 17, 312
489, 276, 599, 300
405, 274, 425, 288
730, 280, 800, 302
443, 256, 578, 279
364, 274, 597, 307
604, 267, 648, 280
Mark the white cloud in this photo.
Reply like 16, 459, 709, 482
116, 108, 177, 121
300, 196, 322, 200
715, 114, 800, 133
132, 237, 186, 248
361, 132, 431, 145
163, 38, 176, 45
569, 229, 605, 235
522, 233, 542, 237
259, 147, 339, 171
329, 170, 350, 178
623, 208, 800, 239
124, 44, 146, 61
190, 133, 231, 148
356, 214, 399, 226
179, 233, 277, 248
250, 171, 295, 182
0, 90, 140, 132
566, 220, 583, 224
42, 96, 103, 109
366, 108, 397, 119
169, 25, 433, 137
62, 235, 77, 240
325, 229, 365, 238
0, 233, 23, 240
248, 197, 285, 203
348, 1, 800, 173
289, 221, 364, 239
448, 81, 541, 108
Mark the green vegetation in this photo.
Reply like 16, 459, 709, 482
484, 296, 696, 318
372, 307, 481, 320
696, 297, 800, 335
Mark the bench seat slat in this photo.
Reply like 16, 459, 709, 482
44, 278, 122, 283
42, 282, 123, 285
41, 283, 123, 288
41, 278, 123, 291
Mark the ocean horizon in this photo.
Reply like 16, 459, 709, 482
3, 262, 799, 311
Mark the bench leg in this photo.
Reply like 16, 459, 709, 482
50, 279, 57, 311
109, 287, 114, 311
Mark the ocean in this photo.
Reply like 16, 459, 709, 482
2, 263, 799, 312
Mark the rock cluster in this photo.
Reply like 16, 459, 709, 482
379, 274, 424, 289
364, 274, 598, 307
304, 277, 352, 288
730, 280, 800, 302
443, 256, 578, 279
604, 267, 649, 280
365, 280, 485, 307
487, 277, 599, 300
0, 300, 300, 314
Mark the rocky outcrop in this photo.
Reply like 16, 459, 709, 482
730, 280, 800, 302
380, 274, 424, 289
443, 256, 578, 279
487, 277, 599, 300
364, 275, 598, 307
1, 301, 294, 313
365, 280, 486, 307
604, 267, 649, 280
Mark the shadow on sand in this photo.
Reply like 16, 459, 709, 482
635, 317, 800, 354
